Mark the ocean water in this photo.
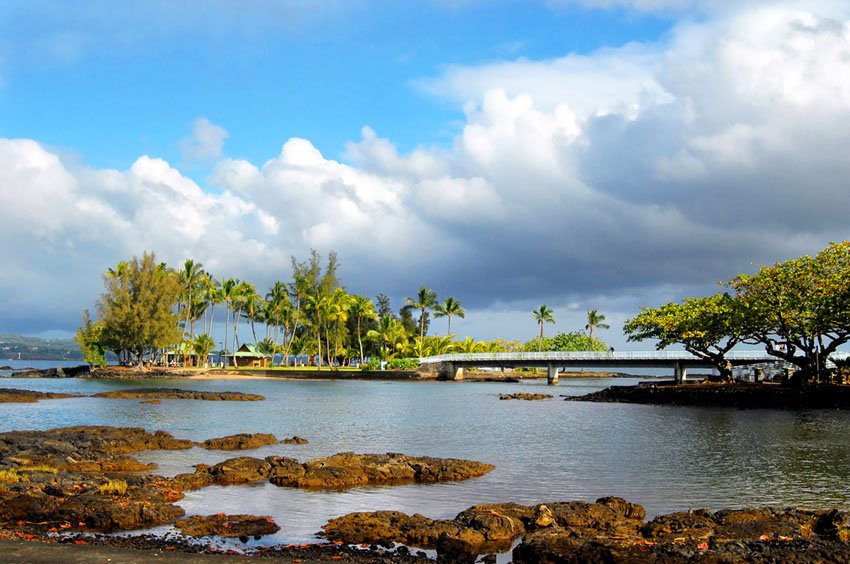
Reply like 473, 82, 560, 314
0, 375, 847, 549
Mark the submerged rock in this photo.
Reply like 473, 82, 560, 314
498, 393, 552, 400
200, 433, 278, 450
280, 436, 309, 444
92, 388, 265, 401
0, 388, 80, 403
175, 514, 280, 538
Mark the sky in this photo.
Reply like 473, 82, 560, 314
1, 0, 849, 348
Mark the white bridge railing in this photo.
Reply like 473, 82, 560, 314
419, 350, 779, 364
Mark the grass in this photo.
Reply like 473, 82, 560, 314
0, 469, 29, 484
97, 479, 128, 496
18, 464, 59, 474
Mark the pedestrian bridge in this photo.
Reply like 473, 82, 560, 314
417, 351, 780, 384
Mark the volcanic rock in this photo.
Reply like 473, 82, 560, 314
0, 388, 80, 403
174, 514, 280, 538
92, 388, 265, 401
498, 393, 552, 400
199, 433, 278, 450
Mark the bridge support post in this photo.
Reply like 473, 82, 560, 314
673, 362, 687, 384
547, 362, 559, 385
443, 362, 464, 381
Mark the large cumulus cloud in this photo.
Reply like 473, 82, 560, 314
3, 2, 849, 343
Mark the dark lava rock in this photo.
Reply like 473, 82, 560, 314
92, 388, 265, 401
0, 426, 194, 470
174, 514, 280, 538
280, 436, 309, 444
10, 365, 90, 378
571, 381, 850, 409
199, 433, 278, 450
0, 388, 81, 403
177, 452, 494, 491
498, 393, 553, 400
323, 498, 646, 560
139, 399, 161, 404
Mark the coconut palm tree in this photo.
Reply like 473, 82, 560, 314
405, 286, 438, 343
178, 259, 206, 344
585, 309, 610, 342
532, 305, 556, 351
348, 295, 377, 365
455, 336, 485, 354
368, 316, 408, 360
220, 278, 239, 365
434, 296, 465, 335
192, 333, 216, 368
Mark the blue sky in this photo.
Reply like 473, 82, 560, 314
1, 0, 849, 347
1, 1, 672, 172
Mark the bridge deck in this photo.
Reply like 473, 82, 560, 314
419, 351, 778, 368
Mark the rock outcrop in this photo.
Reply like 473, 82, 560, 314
199, 434, 278, 450
92, 388, 265, 401
0, 388, 81, 403
175, 514, 280, 539
498, 393, 552, 400
173, 452, 495, 491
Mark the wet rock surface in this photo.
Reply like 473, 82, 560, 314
173, 452, 495, 490
498, 393, 553, 400
570, 381, 850, 409
92, 388, 265, 401
174, 514, 280, 538
199, 434, 278, 450
0, 388, 81, 403
323, 499, 850, 563
10, 365, 90, 378
280, 436, 309, 444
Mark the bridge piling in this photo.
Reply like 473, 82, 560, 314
547, 362, 559, 385
673, 362, 688, 384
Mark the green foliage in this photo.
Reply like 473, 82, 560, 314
624, 293, 745, 378
728, 241, 850, 377
98, 251, 181, 364
434, 296, 465, 335
75, 309, 107, 367
387, 358, 419, 370
361, 357, 382, 371
0, 334, 83, 361
523, 331, 609, 352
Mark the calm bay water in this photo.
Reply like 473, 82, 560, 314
1, 374, 848, 547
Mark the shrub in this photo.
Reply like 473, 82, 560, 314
361, 357, 382, 371
387, 358, 420, 370
98, 479, 128, 496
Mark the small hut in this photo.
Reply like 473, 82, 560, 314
227, 343, 271, 368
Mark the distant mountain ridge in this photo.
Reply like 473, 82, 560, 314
0, 334, 83, 361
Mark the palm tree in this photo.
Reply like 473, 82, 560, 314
192, 333, 216, 368
585, 309, 610, 342
220, 278, 239, 365
434, 296, 465, 336
178, 259, 205, 344
230, 281, 255, 361
455, 336, 485, 354
532, 305, 556, 351
405, 286, 438, 343
239, 287, 262, 344
368, 316, 408, 360
349, 295, 377, 365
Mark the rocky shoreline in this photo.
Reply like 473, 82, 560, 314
570, 381, 850, 409
0, 425, 847, 562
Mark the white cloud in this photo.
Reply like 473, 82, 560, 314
179, 117, 229, 162
3, 1, 850, 347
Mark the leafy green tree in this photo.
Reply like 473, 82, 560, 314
178, 259, 206, 343
98, 251, 181, 366
532, 305, 556, 351
434, 296, 465, 335
729, 241, 850, 379
405, 286, 438, 342
75, 309, 107, 368
367, 316, 408, 360
623, 293, 747, 380
585, 309, 609, 341
455, 336, 485, 354
375, 293, 394, 320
